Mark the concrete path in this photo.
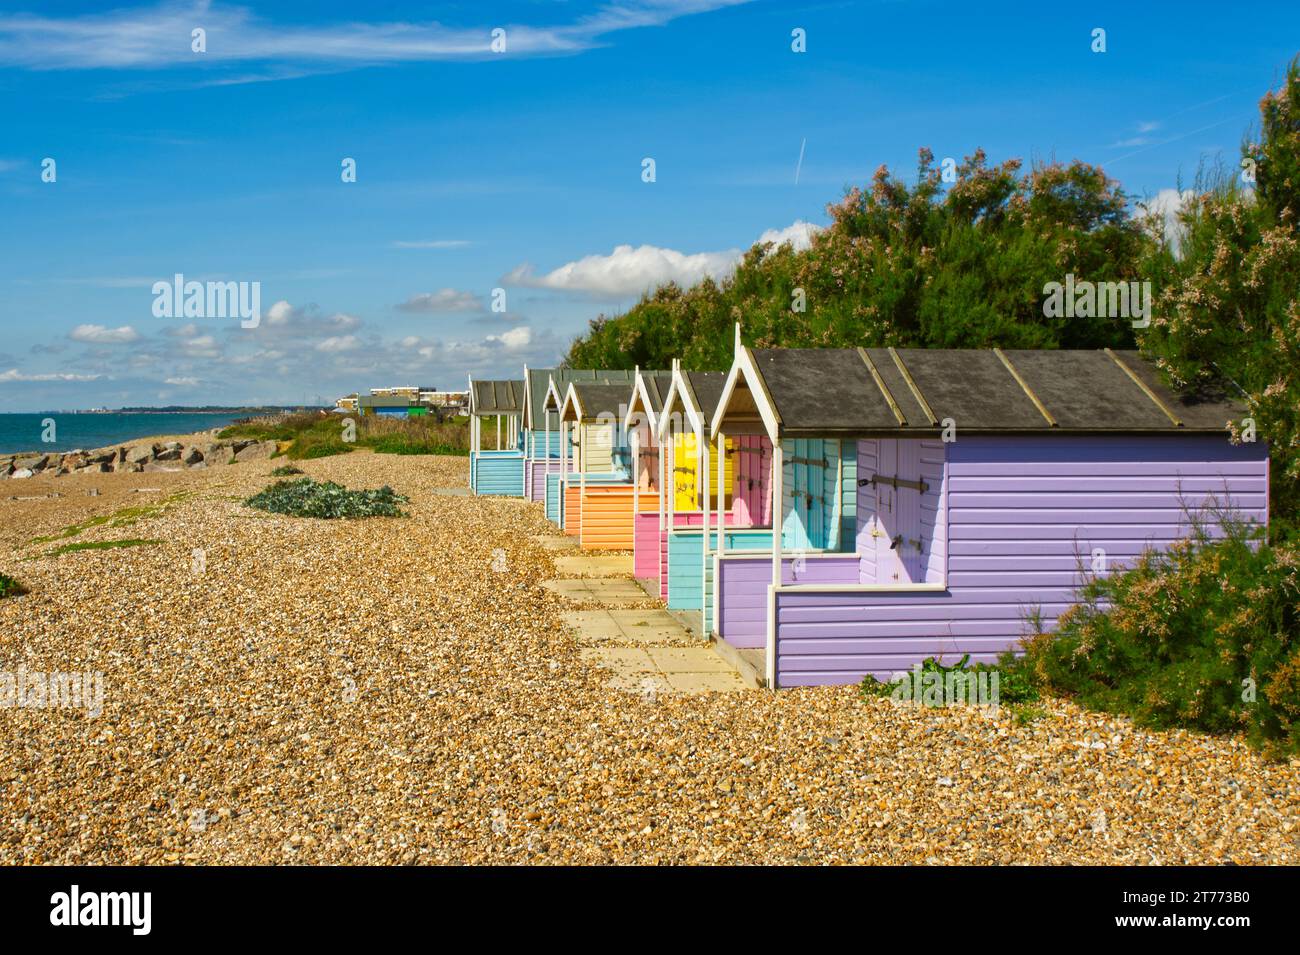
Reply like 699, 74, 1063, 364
542, 544, 748, 694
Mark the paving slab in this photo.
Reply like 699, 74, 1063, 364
580, 646, 657, 670
560, 608, 687, 644
533, 534, 579, 551
559, 610, 625, 641
663, 671, 748, 692
541, 578, 650, 604
553, 554, 635, 577
645, 647, 736, 673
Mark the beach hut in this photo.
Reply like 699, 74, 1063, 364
538, 370, 637, 527
623, 367, 677, 587
520, 366, 564, 503
655, 359, 774, 633
557, 380, 642, 549
709, 338, 1270, 688
467, 376, 524, 496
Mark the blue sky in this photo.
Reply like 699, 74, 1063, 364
0, 0, 1295, 410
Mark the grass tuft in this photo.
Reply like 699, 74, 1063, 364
0, 573, 28, 598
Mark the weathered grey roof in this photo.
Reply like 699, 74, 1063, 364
523, 367, 561, 430
683, 371, 728, 422
740, 348, 1243, 436
637, 372, 675, 416
541, 369, 637, 411
471, 379, 523, 416
565, 382, 635, 421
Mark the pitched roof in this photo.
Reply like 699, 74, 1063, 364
719, 347, 1243, 437
541, 369, 637, 412
657, 369, 728, 438
471, 379, 523, 416
623, 370, 675, 429
561, 382, 635, 422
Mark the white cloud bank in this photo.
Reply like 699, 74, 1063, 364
69, 324, 140, 344
502, 219, 820, 298
0, 368, 101, 382
395, 289, 484, 314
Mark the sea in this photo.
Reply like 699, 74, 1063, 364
0, 412, 247, 456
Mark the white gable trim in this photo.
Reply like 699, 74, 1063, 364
709, 345, 779, 442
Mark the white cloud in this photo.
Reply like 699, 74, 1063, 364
1139, 188, 1195, 251
164, 376, 199, 386
504, 245, 738, 297
258, 300, 361, 337
757, 219, 819, 252
486, 326, 532, 349
396, 289, 484, 313
0, 1, 751, 72
503, 219, 821, 297
0, 368, 101, 382
316, 335, 359, 353
69, 323, 140, 344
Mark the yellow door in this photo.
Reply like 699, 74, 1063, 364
673, 433, 733, 511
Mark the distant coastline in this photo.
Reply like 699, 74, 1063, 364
0, 411, 303, 455
19, 406, 322, 416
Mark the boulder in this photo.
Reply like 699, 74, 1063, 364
154, 447, 181, 461
86, 449, 117, 465
233, 440, 276, 463
181, 447, 204, 466
125, 444, 155, 465
75, 462, 111, 474
11, 468, 34, 479
14, 454, 48, 472
199, 441, 230, 465
61, 453, 87, 471
162, 441, 182, 451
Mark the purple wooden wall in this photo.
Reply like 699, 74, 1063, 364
718, 555, 860, 648
527, 455, 573, 502
772, 434, 1269, 687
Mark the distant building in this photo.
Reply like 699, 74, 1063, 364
358, 394, 416, 417
420, 390, 469, 411
337, 385, 469, 417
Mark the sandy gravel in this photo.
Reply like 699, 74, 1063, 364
0, 451, 1296, 865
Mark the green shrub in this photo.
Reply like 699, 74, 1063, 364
860, 652, 1039, 706
244, 478, 409, 519
0, 573, 28, 598
270, 464, 304, 476
1020, 516, 1300, 758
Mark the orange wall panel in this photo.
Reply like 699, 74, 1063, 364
564, 484, 582, 536
579, 486, 636, 551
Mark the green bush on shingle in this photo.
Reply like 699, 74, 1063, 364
244, 478, 408, 519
